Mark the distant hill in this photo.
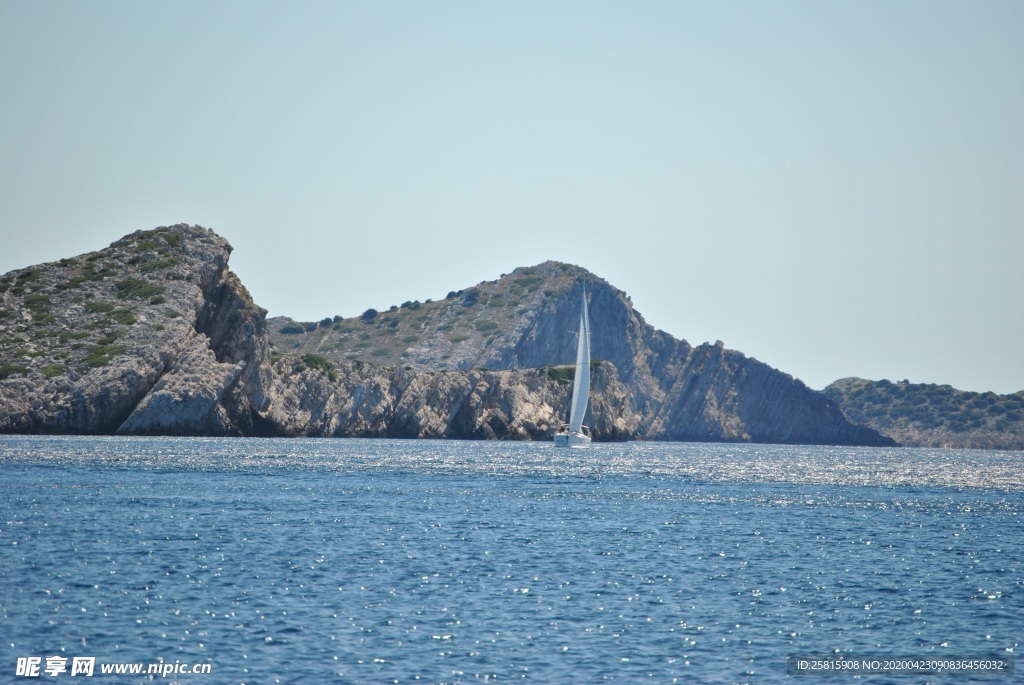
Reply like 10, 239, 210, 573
823, 378, 1024, 450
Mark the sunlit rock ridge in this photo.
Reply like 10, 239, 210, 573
0, 224, 891, 445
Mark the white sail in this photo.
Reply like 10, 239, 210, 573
554, 287, 592, 447
567, 293, 590, 433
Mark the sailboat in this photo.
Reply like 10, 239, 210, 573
554, 289, 592, 447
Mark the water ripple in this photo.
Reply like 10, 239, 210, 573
0, 437, 1020, 683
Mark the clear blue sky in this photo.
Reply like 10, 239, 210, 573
2, 1, 1022, 394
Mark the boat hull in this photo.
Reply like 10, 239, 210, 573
554, 431, 591, 448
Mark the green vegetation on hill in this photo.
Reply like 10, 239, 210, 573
300, 353, 338, 381
266, 261, 587, 369
546, 365, 574, 385
0, 225, 193, 381
824, 378, 1024, 450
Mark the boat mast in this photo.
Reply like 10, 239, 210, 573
568, 284, 590, 433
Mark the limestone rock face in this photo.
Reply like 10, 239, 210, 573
270, 263, 891, 445
0, 225, 271, 436
117, 333, 245, 435
261, 359, 638, 440
1, 226, 891, 445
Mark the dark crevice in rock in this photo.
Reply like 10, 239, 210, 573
196, 267, 264, 365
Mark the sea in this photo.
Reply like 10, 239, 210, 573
0, 437, 1020, 684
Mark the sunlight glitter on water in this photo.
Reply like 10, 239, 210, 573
2, 436, 1021, 491
1, 437, 1020, 683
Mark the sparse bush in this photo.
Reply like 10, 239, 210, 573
96, 331, 122, 345
546, 366, 574, 384
84, 343, 126, 367
110, 309, 137, 325
302, 353, 338, 381
115, 279, 164, 300
0, 363, 30, 380
515, 276, 543, 289
139, 257, 179, 273
361, 308, 378, 321
24, 293, 52, 322
55, 275, 89, 291
41, 364, 66, 378
23, 293, 50, 311
279, 324, 305, 334
87, 301, 116, 313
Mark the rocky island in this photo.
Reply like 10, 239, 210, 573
825, 377, 1024, 450
1, 224, 894, 445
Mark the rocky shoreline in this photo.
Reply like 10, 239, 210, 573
1, 225, 893, 445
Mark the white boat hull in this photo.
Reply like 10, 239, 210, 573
554, 431, 591, 448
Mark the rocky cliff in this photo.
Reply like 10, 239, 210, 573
262, 357, 638, 440
0, 226, 272, 435
1, 225, 891, 445
270, 262, 892, 445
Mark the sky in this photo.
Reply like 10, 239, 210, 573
1, 1, 1022, 394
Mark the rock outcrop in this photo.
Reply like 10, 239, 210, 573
1, 225, 892, 445
270, 262, 892, 445
262, 359, 638, 440
0, 225, 272, 435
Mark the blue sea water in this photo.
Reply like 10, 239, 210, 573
0, 437, 1020, 684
